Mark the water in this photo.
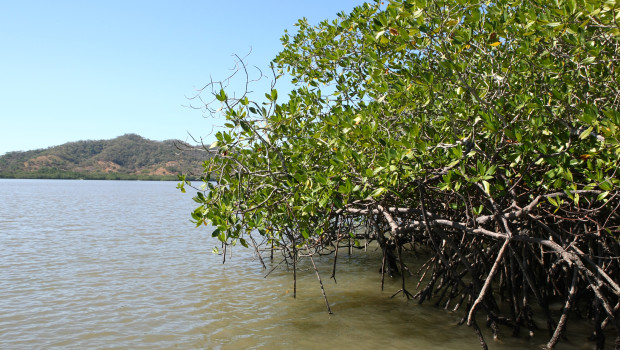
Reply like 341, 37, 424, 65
0, 179, 606, 349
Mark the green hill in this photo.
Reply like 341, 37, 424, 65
0, 134, 207, 180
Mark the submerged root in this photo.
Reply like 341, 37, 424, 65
250, 190, 619, 350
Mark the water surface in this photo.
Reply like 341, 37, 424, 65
0, 179, 605, 349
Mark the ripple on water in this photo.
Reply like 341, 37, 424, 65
0, 180, 608, 350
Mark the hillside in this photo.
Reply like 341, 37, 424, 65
0, 134, 208, 180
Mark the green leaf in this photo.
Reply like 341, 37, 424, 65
482, 180, 491, 195
216, 89, 227, 102
574, 193, 580, 205
597, 191, 609, 201
369, 187, 387, 198
579, 126, 593, 140
211, 228, 220, 238
599, 181, 612, 191
581, 57, 596, 65
548, 196, 558, 207
447, 159, 460, 167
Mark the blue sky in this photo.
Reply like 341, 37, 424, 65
0, 1, 363, 155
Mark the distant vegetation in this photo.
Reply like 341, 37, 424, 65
0, 134, 207, 180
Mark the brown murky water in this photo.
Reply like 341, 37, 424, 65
0, 179, 608, 349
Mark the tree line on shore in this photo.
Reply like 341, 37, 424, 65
0, 134, 207, 180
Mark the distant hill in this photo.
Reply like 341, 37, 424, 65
0, 134, 208, 180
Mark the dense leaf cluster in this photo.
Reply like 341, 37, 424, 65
184, 0, 620, 348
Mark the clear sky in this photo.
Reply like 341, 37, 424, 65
0, 0, 363, 155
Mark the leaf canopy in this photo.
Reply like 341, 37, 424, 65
183, 0, 620, 347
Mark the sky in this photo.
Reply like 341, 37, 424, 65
0, 0, 364, 155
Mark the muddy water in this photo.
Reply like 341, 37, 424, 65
0, 179, 605, 349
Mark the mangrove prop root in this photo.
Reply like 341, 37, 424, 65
308, 250, 333, 314
257, 184, 619, 350
237, 188, 619, 349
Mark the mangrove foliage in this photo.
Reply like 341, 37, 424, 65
182, 0, 620, 348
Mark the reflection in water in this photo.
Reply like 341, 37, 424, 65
0, 180, 604, 349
